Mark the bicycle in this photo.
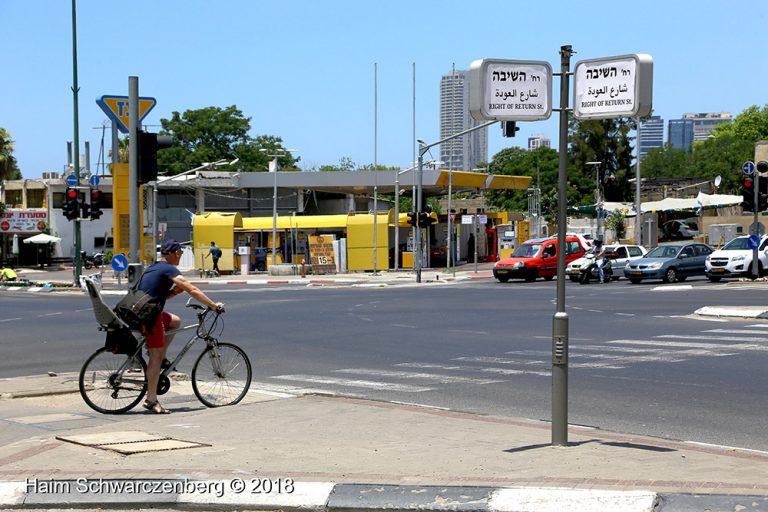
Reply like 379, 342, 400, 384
79, 277, 252, 414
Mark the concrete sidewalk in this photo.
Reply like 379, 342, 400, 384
1, 374, 768, 511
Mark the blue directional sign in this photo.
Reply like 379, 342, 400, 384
111, 253, 128, 273
65, 174, 78, 187
89, 175, 100, 187
743, 161, 756, 175
748, 234, 760, 250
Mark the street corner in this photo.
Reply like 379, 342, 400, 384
695, 305, 768, 319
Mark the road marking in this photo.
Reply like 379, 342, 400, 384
447, 329, 490, 335
745, 324, 768, 328
74, 308, 92, 312
0, 317, 22, 323
615, 313, 636, 316
703, 328, 768, 335
608, 339, 768, 351
395, 362, 551, 377
334, 368, 503, 385
391, 323, 417, 329
658, 334, 768, 342
36, 312, 62, 317
270, 375, 432, 392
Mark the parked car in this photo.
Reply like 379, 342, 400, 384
566, 244, 647, 281
493, 235, 586, 283
624, 242, 714, 284
705, 235, 768, 281
660, 220, 699, 240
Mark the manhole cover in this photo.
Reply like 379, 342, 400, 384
56, 430, 210, 455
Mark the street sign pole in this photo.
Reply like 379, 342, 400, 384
753, 172, 759, 277
128, 77, 140, 263
552, 44, 573, 447
70, 0, 83, 285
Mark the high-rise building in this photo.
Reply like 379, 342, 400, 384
666, 112, 732, 152
528, 135, 551, 151
440, 70, 488, 171
684, 112, 732, 142
638, 115, 664, 159
668, 118, 695, 151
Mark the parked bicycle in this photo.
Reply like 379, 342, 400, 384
79, 277, 252, 414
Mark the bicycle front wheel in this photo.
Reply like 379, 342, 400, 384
191, 342, 252, 407
79, 347, 148, 414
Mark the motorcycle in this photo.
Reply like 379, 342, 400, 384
578, 253, 612, 284
81, 251, 104, 269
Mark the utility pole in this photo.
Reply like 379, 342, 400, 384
128, 76, 140, 263
70, 0, 82, 284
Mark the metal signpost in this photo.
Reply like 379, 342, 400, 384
469, 48, 652, 447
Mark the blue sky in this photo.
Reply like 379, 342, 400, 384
2, 0, 767, 178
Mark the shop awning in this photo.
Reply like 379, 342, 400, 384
484, 175, 533, 190
238, 214, 349, 231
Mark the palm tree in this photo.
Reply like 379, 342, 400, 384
0, 128, 22, 180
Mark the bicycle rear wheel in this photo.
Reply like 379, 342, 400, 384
191, 342, 251, 407
79, 347, 148, 414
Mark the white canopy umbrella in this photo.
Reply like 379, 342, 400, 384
12, 234, 19, 254
23, 233, 62, 244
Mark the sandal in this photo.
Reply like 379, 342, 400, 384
143, 400, 171, 414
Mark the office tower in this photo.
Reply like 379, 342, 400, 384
440, 70, 488, 171
668, 118, 695, 151
638, 115, 664, 159
528, 135, 551, 151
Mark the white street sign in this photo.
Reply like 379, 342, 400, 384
573, 54, 653, 120
469, 59, 553, 122
461, 215, 474, 225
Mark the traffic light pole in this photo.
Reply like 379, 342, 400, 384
128, 76, 140, 263
414, 120, 497, 283
753, 173, 759, 277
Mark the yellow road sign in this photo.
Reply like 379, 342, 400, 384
96, 95, 157, 133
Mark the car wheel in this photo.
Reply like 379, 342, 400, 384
544, 275, 554, 281
629, 278, 642, 284
663, 267, 678, 283
707, 276, 722, 282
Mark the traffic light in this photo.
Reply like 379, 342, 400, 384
90, 188, 103, 220
63, 187, 79, 221
418, 212, 437, 228
742, 177, 755, 212
760, 175, 768, 212
406, 211, 417, 227
138, 130, 174, 183
501, 121, 519, 138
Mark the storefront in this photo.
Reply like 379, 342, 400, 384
0, 209, 50, 266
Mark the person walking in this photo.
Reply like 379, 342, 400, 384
205, 241, 222, 274
139, 239, 224, 414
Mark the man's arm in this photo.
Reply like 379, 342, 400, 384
170, 275, 224, 311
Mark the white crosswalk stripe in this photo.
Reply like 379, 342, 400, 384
269, 325, 768, 395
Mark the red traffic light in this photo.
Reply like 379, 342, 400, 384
91, 189, 102, 201
66, 188, 78, 199
744, 178, 754, 189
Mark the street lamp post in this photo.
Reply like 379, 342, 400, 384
260, 148, 294, 266
587, 161, 602, 240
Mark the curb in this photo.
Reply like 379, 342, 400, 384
5, 479, 767, 511
0, 480, 657, 511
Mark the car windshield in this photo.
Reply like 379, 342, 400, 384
646, 245, 680, 258
722, 237, 751, 250
512, 243, 542, 258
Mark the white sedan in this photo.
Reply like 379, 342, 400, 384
566, 244, 647, 281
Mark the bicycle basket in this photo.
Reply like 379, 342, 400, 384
104, 327, 139, 355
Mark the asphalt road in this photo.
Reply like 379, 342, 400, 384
2, 277, 768, 451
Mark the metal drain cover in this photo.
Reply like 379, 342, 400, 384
56, 430, 210, 455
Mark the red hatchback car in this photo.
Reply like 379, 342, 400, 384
493, 235, 587, 282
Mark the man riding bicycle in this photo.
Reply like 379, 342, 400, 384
139, 239, 224, 414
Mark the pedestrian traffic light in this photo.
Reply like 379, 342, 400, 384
758, 161, 768, 175
63, 187, 79, 221
760, 175, 768, 212
742, 177, 755, 212
501, 121, 519, 138
407, 211, 417, 227
89, 188, 103, 220
138, 130, 174, 184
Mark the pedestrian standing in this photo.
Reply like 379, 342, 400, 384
205, 241, 222, 274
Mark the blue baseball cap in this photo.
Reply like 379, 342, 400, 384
160, 239, 182, 254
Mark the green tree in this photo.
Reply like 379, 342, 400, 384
156, 105, 298, 175
637, 144, 690, 179
485, 146, 558, 213
568, 117, 636, 203
712, 104, 768, 142
0, 128, 22, 181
